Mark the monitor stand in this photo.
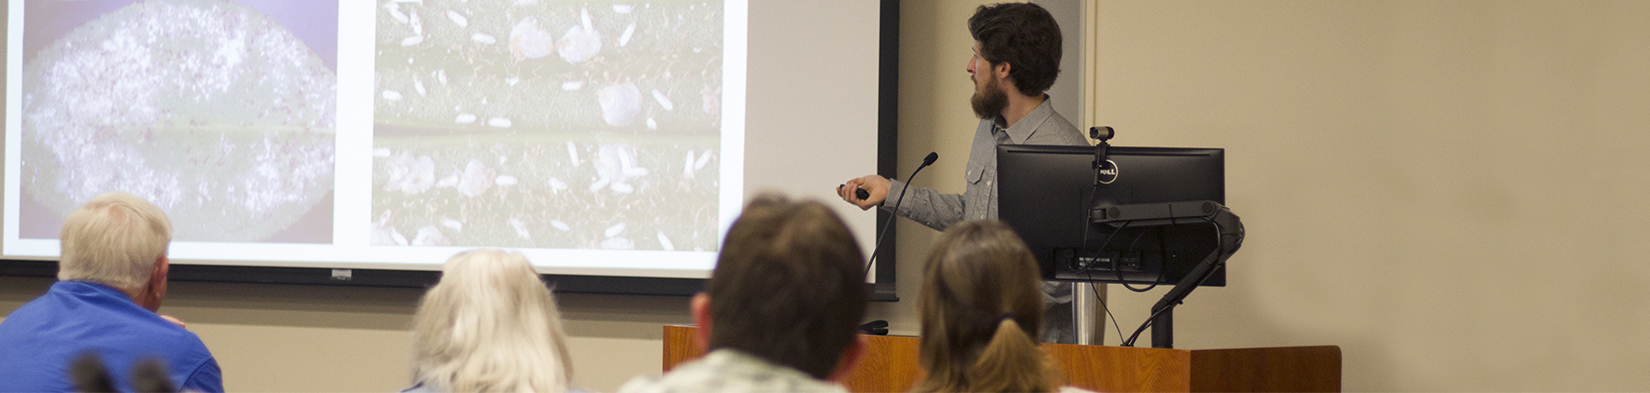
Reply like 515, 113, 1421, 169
1092, 201, 1245, 348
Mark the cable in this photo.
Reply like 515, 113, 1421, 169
1116, 228, 1160, 293
1084, 270, 1127, 345
1121, 217, 1231, 347
863, 173, 922, 277
1080, 220, 1131, 274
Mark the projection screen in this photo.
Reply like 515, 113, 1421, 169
2, 0, 894, 295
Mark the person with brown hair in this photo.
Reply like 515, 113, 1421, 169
619, 194, 869, 393
913, 220, 1094, 393
838, 2, 1086, 343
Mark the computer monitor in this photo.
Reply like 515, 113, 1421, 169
997, 145, 1225, 286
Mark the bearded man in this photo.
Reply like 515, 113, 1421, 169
837, 3, 1088, 344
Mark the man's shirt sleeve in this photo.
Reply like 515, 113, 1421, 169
182, 357, 224, 393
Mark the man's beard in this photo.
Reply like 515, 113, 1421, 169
971, 76, 1008, 119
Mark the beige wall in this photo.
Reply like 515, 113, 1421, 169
7, 0, 1650, 391
1092, 0, 1650, 391
0, 275, 696, 392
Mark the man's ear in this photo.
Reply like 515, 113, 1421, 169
993, 61, 1013, 82
691, 293, 713, 350
138, 256, 169, 312
828, 335, 868, 383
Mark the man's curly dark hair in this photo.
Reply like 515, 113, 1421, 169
968, 3, 1063, 96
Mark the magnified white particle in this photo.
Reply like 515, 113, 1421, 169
509, 218, 531, 240
456, 159, 495, 197
619, 22, 636, 46
557, 8, 602, 63
566, 141, 580, 166
446, 10, 467, 27
652, 89, 674, 111
683, 150, 695, 177
386, 4, 409, 23
435, 172, 460, 188
695, 149, 713, 170
390, 227, 409, 245
413, 226, 449, 246
409, 9, 422, 35
510, 17, 555, 60
597, 84, 641, 126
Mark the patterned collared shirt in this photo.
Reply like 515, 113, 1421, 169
617, 350, 848, 393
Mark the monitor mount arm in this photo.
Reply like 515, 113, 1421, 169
1092, 200, 1245, 348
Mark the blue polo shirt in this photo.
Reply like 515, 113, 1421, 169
0, 281, 222, 393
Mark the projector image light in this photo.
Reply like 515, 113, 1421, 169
18, 0, 338, 243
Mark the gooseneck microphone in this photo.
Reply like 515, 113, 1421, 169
863, 152, 939, 277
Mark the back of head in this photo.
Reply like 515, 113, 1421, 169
915, 220, 1056, 393
58, 192, 173, 290
412, 249, 573, 393
968, 2, 1063, 96
706, 194, 868, 380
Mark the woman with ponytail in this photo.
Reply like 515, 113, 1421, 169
913, 220, 1096, 393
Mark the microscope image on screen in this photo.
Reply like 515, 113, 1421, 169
17, 0, 339, 243
372, 1, 724, 252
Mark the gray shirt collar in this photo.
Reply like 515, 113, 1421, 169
993, 96, 1056, 145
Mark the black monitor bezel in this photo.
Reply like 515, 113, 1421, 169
997, 144, 1226, 287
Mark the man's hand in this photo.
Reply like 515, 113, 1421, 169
160, 314, 187, 328
837, 175, 891, 210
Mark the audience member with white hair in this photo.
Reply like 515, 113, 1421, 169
0, 192, 222, 392
403, 249, 578, 393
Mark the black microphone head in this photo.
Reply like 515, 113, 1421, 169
923, 152, 938, 166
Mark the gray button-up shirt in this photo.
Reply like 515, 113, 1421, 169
883, 98, 1089, 230
881, 98, 1089, 344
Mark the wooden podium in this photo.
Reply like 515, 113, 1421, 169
663, 325, 1340, 392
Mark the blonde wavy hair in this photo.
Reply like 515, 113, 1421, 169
57, 192, 172, 291
913, 220, 1060, 393
412, 249, 573, 393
